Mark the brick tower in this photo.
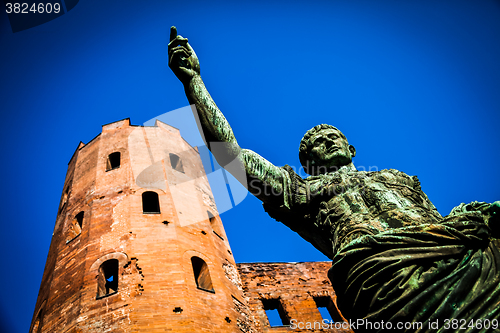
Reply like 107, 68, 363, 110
30, 119, 256, 332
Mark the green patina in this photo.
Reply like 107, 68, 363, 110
168, 26, 500, 332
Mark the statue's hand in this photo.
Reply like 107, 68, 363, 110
487, 201, 500, 218
168, 26, 200, 85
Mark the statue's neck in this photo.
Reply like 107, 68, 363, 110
332, 162, 357, 173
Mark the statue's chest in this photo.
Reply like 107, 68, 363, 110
308, 169, 414, 203
307, 170, 425, 229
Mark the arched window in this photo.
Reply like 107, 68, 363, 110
106, 152, 121, 171
66, 211, 84, 243
169, 153, 184, 173
142, 191, 160, 214
191, 256, 214, 292
97, 259, 118, 298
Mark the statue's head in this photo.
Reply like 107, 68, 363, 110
299, 124, 356, 175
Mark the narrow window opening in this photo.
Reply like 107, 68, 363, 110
317, 306, 332, 322
208, 211, 224, 241
314, 296, 343, 323
31, 310, 42, 333
142, 191, 160, 214
191, 256, 214, 292
31, 319, 40, 333
106, 152, 121, 171
169, 153, 184, 173
262, 298, 290, 327
97, 259, 118, 298
59, 187, 70, 212
207, 211, 216, 224
213, 231, 224, 240
66, 211, 84, 243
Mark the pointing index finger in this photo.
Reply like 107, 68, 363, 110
170, 26, 177, 42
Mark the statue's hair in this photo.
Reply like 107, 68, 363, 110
299, 124, 346, 175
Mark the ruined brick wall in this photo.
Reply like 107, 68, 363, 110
30, 119, 257, 333
237, 262, 353, 333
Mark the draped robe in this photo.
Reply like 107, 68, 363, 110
263, 166, 499, 332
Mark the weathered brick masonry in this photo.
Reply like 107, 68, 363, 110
30, 119, 350, 332
237, 262, 352, 333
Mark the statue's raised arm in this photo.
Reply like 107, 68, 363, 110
168, 27, 286, 206
167, 26, 500, 330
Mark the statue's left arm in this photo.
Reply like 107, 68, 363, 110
484, 201, 499, 236
449, 200, 500, 237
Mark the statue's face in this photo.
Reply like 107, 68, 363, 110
309, 128, 355, 169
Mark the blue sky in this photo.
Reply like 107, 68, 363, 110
1, 1, 500, 332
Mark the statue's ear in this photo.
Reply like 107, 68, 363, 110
349, 145, 356, 158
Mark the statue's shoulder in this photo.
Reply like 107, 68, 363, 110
372, 168, 415, 179
289, 168, 418, 186
378, 168, 412, 177
358, 168, 421, 190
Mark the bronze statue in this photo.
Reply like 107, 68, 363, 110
168, 26, 500, 332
